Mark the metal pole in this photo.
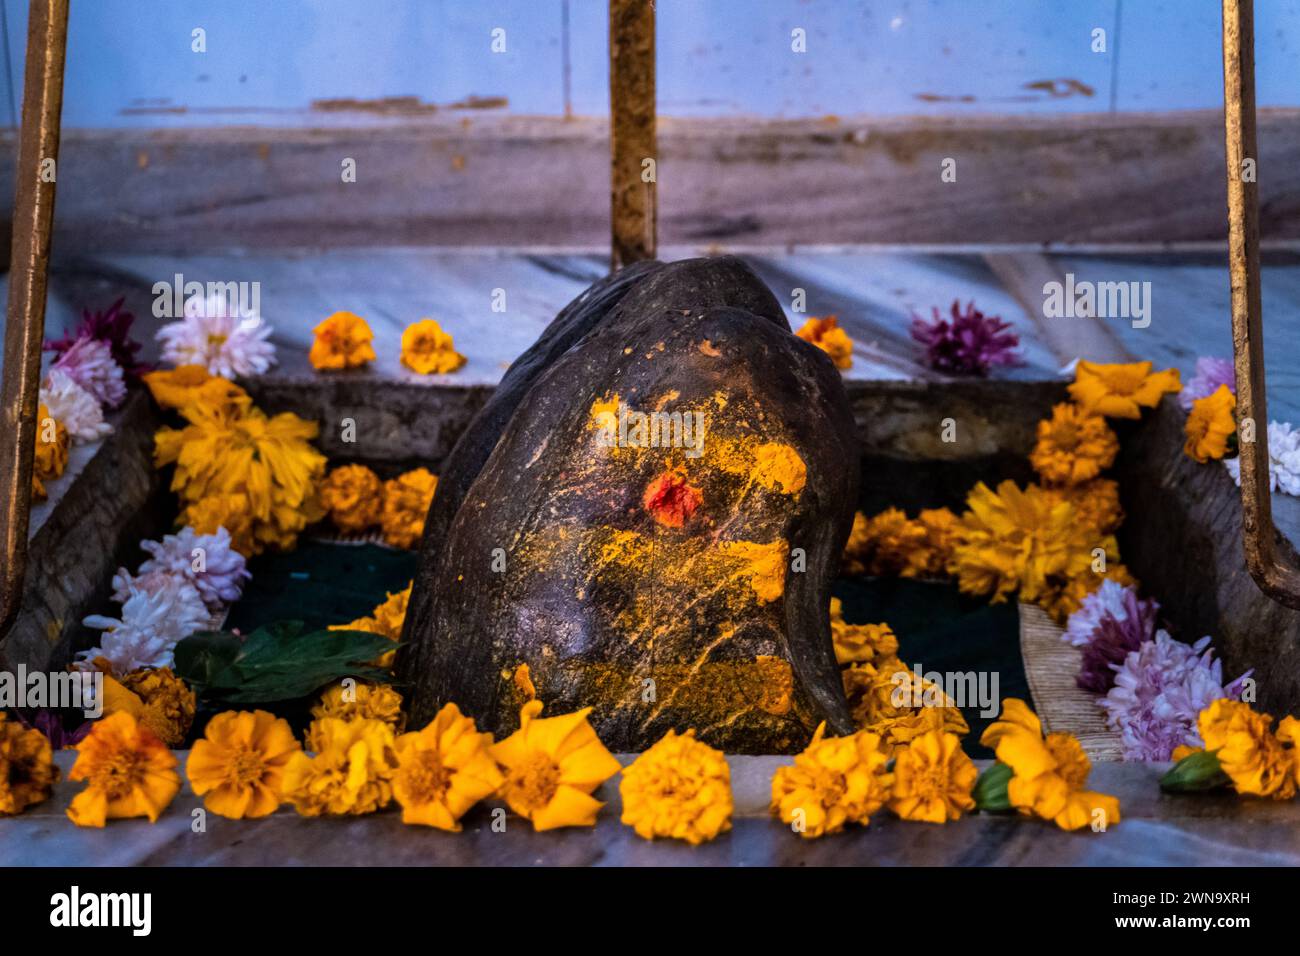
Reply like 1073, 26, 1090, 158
1222, 0, 1300, 607
609, 0, 656, 270
0, 0, 70, 636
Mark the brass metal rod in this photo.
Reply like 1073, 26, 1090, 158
0, 0, 70, 637
609, 0, 656, 270
1222, 0, 1300, 607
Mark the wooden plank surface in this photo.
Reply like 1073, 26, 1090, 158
6, 111, 1300, 253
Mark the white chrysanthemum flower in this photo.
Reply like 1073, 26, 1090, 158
134, 525, 250, 609
1223, 421, 1300, 497
77, 576, 208, 673
156, 291, 276, 378
1063, 578, 1132, 647
39, 367, 112, 443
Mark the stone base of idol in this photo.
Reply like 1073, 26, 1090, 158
5, 751, 1300, 866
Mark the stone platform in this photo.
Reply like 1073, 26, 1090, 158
6, 751, 1300, 867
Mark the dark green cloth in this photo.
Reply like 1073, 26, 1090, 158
224, 541, 418, 635
832, 577, 1030, 759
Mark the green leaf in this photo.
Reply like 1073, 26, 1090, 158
172, 630, 243, 692
174, 622, 399, 704
974, 761, 1015, 812
1160, 750, 1231, 793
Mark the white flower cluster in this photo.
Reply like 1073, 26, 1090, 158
77, 525, 250, 674
1223, 420, 1300, 497
157, 292, 276, 379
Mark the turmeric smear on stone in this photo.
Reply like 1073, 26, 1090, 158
709, 436, 807, 497
717, 539, 788, 604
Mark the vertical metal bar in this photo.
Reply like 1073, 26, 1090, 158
0, 0, 69, 636
1222, 0, 1300, 608
609, 0, 656, 270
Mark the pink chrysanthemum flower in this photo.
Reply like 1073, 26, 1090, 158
45, 297, 150, 379
156, 292, 277, 379
133, 525, 250, 609
51, 336, 127, 408
910, 300, 1021, 376
1101, 631, 1252, 761
39, 367, 112, 443
1179, 356, 1236, 410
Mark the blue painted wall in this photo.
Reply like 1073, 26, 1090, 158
2, 0, 1299, 128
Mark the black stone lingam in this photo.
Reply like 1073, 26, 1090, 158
397, 256, 859, 752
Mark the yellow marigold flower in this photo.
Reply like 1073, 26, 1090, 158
1041, 478, 1124, 535
888, 730, 977, 823
381, 468, 438, 549
950, 480, 1113, 611
392, 703, 503, 830
309, 310, 376, 370
281, 717, 399, 816
371, 584, 411, 638
182, 492, 257, 557
311, 682, 406, 732
903, 507, 960, 578
1068, 360, 1181, 419
841, 511, 872, 575
143, 364, 251, 415
187, 710, 300, 819
32, 404, 69, 501
1030, 402, 1119, 485
154, 397, 327, 556
795, 315, 854, 370
492, 700, 622, 831
770, 722, 890, 838
980, 698, 1120, 831
0, 712, 59, 815
67, 712, 181, 827
829, 597, 898, 665
401, 318, 467, 375
1183, 385, 1237, 463
619, 729, 733, 844
101, 667, 197, 748
319, 463, 383, 533
842, 658, 969, 751
1198, 699, 1295, 799
857, 507, 929, 576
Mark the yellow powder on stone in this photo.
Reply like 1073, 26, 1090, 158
589, 393, 620, 430
717, 539, 788, 604
513, 664, 537, 700
748, 442, 807, 495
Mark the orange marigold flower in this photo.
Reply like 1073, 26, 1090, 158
182, 492, 257, 558
393, 703, 503, 830
1030, 402, 1120, 485
619, 729, 733, 844
1199, 699, 1296, 799
842, 658, 969, 752
795, 315, 854, 370
1183, 385, 1237, 463
841, 511, 872, 575
320, 463, 384, 533
31, 404, 69, 501
311, 682, 406, 732
863, 507, 928, 576
829, 597, 899, 665
143, 364, 251, 415
67, 712, 181, 827
1068, 360, 1181, 419
100, 667, 197, 748
0, 712, 59, 815
187, 710, 300, 819
309, 311, 377, 371
887, 730, 977, 823
381, 468, 437, 549
1041, 478, 1124, 536
400, 318, 466, 375
770, 722, 890, 837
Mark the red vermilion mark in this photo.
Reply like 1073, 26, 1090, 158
642, 470, 702, 527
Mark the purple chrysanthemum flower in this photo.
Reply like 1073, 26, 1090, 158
910, 300, 1021, 376
1178, 356, 1236, 410
1100, 631, 1251, 761
44, 297, 151, 380
16, 708, 92, 750
51, 336, 126, 408
1063, 579, 1156, 648
1077, 588, 1159, 693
